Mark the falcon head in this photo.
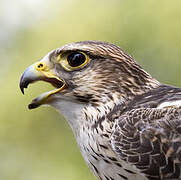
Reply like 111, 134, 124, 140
20, 41, 159, 116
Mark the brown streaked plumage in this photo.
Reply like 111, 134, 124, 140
20, 41, 181, 180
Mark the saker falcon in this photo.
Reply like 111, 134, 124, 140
20, 41, 181, 180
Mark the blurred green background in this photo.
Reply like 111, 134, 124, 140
1, 0, 181, 179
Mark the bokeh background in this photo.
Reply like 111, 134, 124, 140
1, 0, 181, 179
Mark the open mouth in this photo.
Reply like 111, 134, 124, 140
19, 65, 67, 109
43, 77, 65, 89
28, 78, 67, 109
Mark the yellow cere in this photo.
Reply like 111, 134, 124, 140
34, 62, 64, 83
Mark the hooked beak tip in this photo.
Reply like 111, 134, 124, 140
19, 73, 30, 94
19, 64, 40, 95
19, 81, 27, 94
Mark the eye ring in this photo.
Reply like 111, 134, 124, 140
58, 51, 89, 71
66, 52, 88, 69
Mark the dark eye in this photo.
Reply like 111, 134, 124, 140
67, 52, 86, 67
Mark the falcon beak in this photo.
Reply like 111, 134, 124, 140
20, 62, 66, 109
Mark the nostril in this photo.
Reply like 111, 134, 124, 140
34, 62, 47, 71
37, 63, 44, 69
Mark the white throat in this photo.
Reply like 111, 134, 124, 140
49, 99, 86, 136
49, 93, 124, 136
